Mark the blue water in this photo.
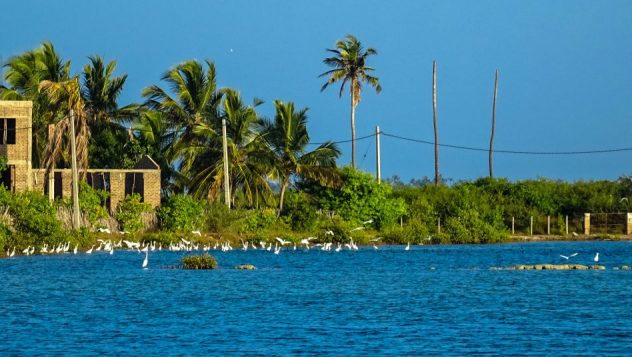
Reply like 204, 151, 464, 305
2, 241, 632, 356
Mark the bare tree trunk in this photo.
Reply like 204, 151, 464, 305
489, 69, 499, 178
278, 176, 290, 216
351, 92, 357, 169
432, 60, 440, 186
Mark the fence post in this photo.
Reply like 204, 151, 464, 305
584, 213, 590, 235
438, 217, 441, 234
565, 215, 569, 235
512, 216, 515, 235
530, 216, 533, 236
547, 216, 550, 235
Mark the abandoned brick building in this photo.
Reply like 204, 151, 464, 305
0, 100, 161, 211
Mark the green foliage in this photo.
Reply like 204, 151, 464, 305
115, 194, 152, 233
78, 181, 110, 225
205, 202, 240, 232
158, 195, 204, 232
281, 191, 318, 231
310, 167, 407, 229
240, 208, 278, 233
0, 187, 63, 246
181, 254, 218, 269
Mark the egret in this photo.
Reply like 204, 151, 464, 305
191, 230, 202, 236
275, 237, 291, 246
73, 244, 78, 255
325, 230, 334, 236
363, 219, 373, 225
142, 250, 148, 269
405, 242, 410, 251
86, 245, 94, 254
594, 252, 599, 263
350, 226, 364, 232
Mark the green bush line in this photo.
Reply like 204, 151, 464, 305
3, 175, 632, 255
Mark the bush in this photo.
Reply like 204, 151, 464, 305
115, 194, 152, 233
281, 191, 318, 231
158, 195, 204, 232
0, 188, 63, 246
79, 181, 110, 225
181, 254, 218, 269
240, 208, 278, 233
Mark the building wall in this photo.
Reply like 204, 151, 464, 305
0, 100, 161, 210
0, 101, 32, 191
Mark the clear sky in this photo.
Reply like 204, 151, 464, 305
2, 0, 632, 182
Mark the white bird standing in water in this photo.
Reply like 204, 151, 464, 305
142, 250, 148, 269
86, 245, 94, 254
594, 252, 599, 263
405, 242, 410, 251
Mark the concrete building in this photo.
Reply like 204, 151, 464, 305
0, 100, 161, 211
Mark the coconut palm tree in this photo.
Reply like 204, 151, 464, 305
82, 55, 136, 168
320, 34, 381, 169
0, 42, 70, 166
185, 89, 272, 206
38, 77, 90, 175
142, 59, 223, 191
263, 100, 341, 213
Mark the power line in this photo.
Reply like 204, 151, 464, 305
381, 131, 632, 156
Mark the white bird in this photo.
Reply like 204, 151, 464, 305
363, 219, 373, 225
560, 255, 569, 260
181, 238, 191, 245
9, 247, 15, 257
86, 245, 94, 254
73, 244, 78, 255
325, 230, 334, 236
96, 227, 111, 234
373, 244, 379, 250
570, 252, 579, 257
142, 250, 148, 269
572, 232, 578, 237
275, 237, 291, 246
405, 242, 410, 251
594, 252, 599, 263
350, 226, 365, 232
370, 237, 382, 242
191, 230, 202, 236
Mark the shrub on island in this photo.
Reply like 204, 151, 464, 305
181, 254, 218, 270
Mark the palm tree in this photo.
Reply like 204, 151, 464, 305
82, 55, 136, 168
263, 100, 341, 214
0, 42, 70, 166
142, 59, 223, 191
185, 89, 272, 205
38, 77, 90, 175
320, 34, 381, 169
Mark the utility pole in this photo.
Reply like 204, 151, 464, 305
489, 69, 499, 178
222, 119, 230, 209
375, 125, 381, 182
69, 110, 81, 229
432, 60, 440, 186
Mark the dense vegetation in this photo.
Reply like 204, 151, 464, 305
1, 41, 630, 255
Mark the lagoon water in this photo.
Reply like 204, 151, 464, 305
2, 241, 632, 355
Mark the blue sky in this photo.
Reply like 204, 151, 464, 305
2, 0, 632, 182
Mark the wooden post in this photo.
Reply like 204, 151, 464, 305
432, 60, 440, 186
626, 213, 632, 235
69, 110, 81, 229
376, 126, 381, 183
489, 69, 498, 178
566, 215, 569, 235
530, 216, 533, 236
511, 216, 515, 235
584, 213, 590, 235
222, 119, 230, 209
438, 216, 441, 234
547, 216, 550, 235
48, 124, 55, 203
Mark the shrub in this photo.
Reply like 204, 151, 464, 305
181, 254, 218, 269
240, 208, 278, 233
115, 194, 152, 233
281, 191, 318, 231
79, 181, 110, 225
0, 188, 63, 246
158, 195, 204, 231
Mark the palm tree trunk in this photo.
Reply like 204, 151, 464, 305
350, 92, 357, 169
489, 69, 499, 178
432, 60, 440, 186
278, 176, 290, 216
